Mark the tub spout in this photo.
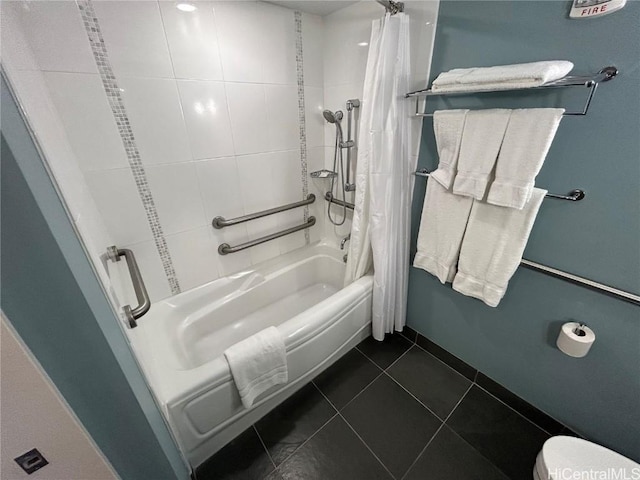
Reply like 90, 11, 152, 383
340, 234, 351, 250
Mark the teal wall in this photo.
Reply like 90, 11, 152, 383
408, 1, 640, 461
1, 78, 189, 479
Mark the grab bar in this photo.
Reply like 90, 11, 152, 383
325, 192, 355, 210
213, 194, 315, 229
520, 259, 640, 306
218, 217, 316, 255
106, 246, 150, 328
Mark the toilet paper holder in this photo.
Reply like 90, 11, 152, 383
573, 323, 588, 337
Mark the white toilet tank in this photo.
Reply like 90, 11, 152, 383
534, 436, 640, 480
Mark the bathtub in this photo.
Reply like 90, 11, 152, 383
128, 242, 373, 468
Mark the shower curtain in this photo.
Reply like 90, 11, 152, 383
345, 12, 415, 340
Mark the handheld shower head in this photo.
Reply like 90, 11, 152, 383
323, 109, 343, 124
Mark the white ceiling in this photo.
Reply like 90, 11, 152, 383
264, 1, 360, 16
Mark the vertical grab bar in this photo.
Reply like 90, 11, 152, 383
106, 246, 151, 328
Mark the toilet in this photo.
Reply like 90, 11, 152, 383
534, 436, 640, 480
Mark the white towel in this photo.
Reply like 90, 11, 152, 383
430, 110, 468, 189
452, 188, 547, 307
224, 326, 287, 409
487, 108, 564, 209
432, 61, 574, 93
452, 109, 512, 200
414, 178, 474, 283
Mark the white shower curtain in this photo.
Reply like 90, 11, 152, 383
345, 13, 415, 340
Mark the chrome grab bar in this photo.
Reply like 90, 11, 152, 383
414, 169, 585, 201
218, 217, 316, 255
213, 194, 315, 229
325, 192, 355, 210
106, 246, 150, 328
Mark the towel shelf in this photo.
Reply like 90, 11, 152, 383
414, 169, 585, 201
406, 66, 618, 117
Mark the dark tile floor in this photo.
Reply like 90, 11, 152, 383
195, 330, 556, 480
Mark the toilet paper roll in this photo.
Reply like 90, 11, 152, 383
556, 322, 595, 358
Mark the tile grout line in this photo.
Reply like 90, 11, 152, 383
313, 382, 397, 480
381, 369, 448, 423
399, 383, 474, 480
413, 337, 558, 436
76, 0, 181, 294
252, 425, 277, 472
473, 382, 555, 437
294, 10, 310, 244
265, 410, 340, 475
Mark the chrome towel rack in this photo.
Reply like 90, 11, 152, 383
219, 217, 316, 255
405, 66, 618, 117
106, 246, 150, 328
414, 169, 585, 201
213, 194, 315, 229
213, 195, 316, 255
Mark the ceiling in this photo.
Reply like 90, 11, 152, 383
264, 1, 360, 16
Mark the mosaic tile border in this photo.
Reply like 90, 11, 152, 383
77, 0, 181, 295
295, 11, 310, 245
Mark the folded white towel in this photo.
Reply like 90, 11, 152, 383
432, 61, 574, 93
414, 178, 474, 283
452, 109, 511, 200
224, 326, 287, 409
487, 108, 564, 209
452, 188, 547, 307
430, 110, 469, 189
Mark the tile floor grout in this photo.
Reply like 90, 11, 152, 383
408, 333, 562, 437
313, 380, 397, 480
265, 410, 340, 477
252, 425, 277, 472
399, 382, 474, 480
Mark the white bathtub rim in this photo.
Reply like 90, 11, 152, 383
128, 243, 372, 407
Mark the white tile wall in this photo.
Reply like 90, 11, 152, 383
119, 77, 192, 166
177, 80, 235, 160
264, 85, 300, 152
158, 1, 224, 81
43, 72, 129, 172
92, 1, 174, 78
84, 168, 153, 246
145, 163, 207, 235
226, 83, 270, 155
166, 227, 220, 292
4, 0, 439, 303
5, 1, 97, 73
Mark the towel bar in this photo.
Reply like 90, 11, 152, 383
405, 66, 618, 117
414, 169, 585, 201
